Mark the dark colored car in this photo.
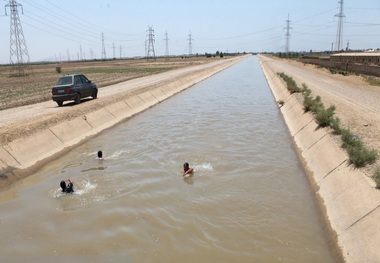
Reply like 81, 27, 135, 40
51, 74, 98, 106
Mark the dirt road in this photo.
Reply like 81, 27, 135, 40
259, 55, 380, 176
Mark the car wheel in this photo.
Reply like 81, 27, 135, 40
57, 101, 63, 107
92, 90, 98, 99
75, 94, 81, 104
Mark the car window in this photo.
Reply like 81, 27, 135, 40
80, 75, 89, 83
56, 76, 72, 85
74, 76, 84, 85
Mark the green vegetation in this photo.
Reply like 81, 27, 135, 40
365, 76, 380, 87
278, 72, 378, 170
374, 167, 380, 189
274, 52, 302, 59
277, 72, 301, 93
328, 68, 349, 76
340, 128, 377, 167
315, 105, 336, 127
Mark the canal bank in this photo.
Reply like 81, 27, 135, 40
259, 54, 380, 263
0, 55, 338, 262
0, 56, 247, 189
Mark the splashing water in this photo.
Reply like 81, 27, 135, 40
193, 163, 213, 172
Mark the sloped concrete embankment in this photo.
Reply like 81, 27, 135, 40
0, 56, 245, 182
259, 55, 380, 263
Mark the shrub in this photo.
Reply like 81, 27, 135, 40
374, 167, 380, 189
284, 75, 378, 169
315, 105, 336, 127
56, 66, 62, 74
310, 96, 324, 114
302, 83, 311, 95
347, 146, 377, 167
330, 117, 342, 135
277, 72, 301, 94
341, 128, 362, 149
340, 128, 377, 167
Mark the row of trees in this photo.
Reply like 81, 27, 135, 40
205, 51, 224, 58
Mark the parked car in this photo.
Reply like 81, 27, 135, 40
51, 74, 98, 106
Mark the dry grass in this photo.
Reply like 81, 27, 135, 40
0, 56, 220, 110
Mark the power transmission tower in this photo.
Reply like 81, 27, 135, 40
284, 14, 292, 54
146, 26, 156, 60
101, 32, 106, 60
164, 31, 169, 60
5, 0, 31, 76
334, 0, 345, 51
119, 45, 122, 59
188, 32, 193, 56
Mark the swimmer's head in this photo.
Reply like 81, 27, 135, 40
60, 180, 66, 191
184, 162, 189, 171
98, 150, 103, 158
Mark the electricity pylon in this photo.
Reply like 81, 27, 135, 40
5, 0, 31, 76
335, 0, 345, 51
146, 26, 156, 61
284, 14, 292, 54
164, 31, 169, 60
188, 32, 193, 56
101, 32, 106, 60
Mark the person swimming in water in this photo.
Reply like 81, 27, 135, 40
97, 150, 103, 160
183, 162, 194, 177
60, 179, 74, 193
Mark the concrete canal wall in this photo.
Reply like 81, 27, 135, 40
259, 55, 380, 263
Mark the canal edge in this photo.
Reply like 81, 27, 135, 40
258, 54, 380, 263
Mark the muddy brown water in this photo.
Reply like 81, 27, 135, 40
0, 56, 338, 262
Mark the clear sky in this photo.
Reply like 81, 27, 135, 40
0, 0, 379, 63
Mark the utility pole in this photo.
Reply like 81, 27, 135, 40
346, 40, 350, 51
335, 0, 345, 51
112, 42, 115, 59
101, 32, 106, 60
80, 44, 83, 60
187, 31, 193, 56
119, 45, 122, 59
5, 0, 31, 76
284, 14, 292, 54
331, 42, 334, 52
67, 49, 70, 62
146, 26, 156, 60
164, 31, 169, 60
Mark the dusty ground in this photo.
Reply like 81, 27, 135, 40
0, 57, 218, 110
259, 55, 380, 178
